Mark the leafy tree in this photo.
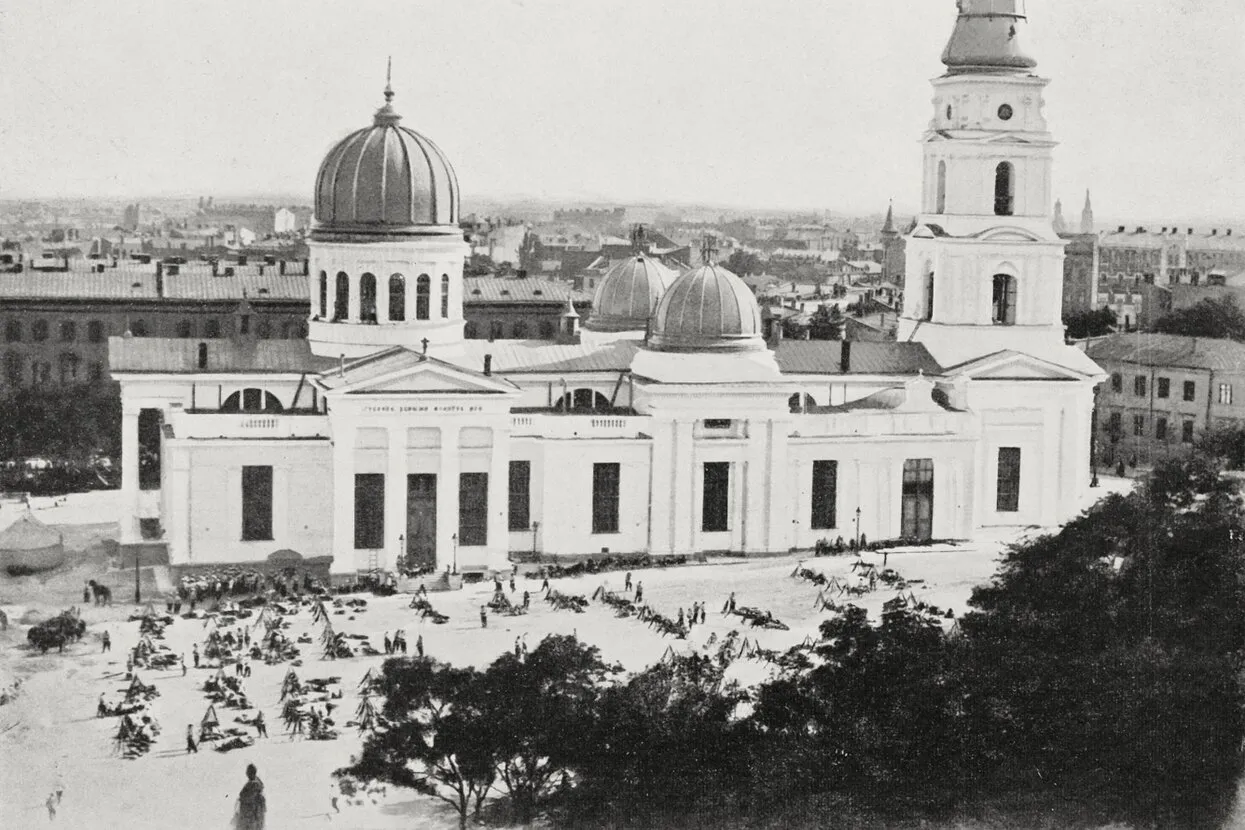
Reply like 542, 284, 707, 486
807, 305, 843, 340
1064, 306, 1117, 338
465, 253, 496, 277
1151, 295, 1245, 340
725, 250, 764, 276
338, 657, 495, 830
479, 635, 615, 825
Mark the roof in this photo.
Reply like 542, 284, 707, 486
461, 340, 640, 374
773, 341, 943, 376
1086, 332, 1245, 373
463, 277, 591, 305
0, 511, 62, 551
109, 337, 336, 374
0, 266, 306, 303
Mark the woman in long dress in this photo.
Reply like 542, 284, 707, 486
233, 763, 266, 830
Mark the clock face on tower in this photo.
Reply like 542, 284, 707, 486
998, 104, 1014, 121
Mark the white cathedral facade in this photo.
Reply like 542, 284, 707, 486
111, 0, 1104, 579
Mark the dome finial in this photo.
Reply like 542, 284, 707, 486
630, 223, 647, 254
700, 234, 719, 265
384, 56, 394, 103
374, 59, 401, 126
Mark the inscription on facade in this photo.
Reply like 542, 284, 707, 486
362, 404, 483, 414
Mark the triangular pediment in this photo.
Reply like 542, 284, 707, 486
316, 347, 519, 396
948, 350, 1093, 381
984, 134, 1033, 145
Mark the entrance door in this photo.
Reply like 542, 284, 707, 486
901, 459, 934, 541
406, 474, 437, 569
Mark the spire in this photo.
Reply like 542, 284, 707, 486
941, 0, 1037, 75
373, 57, 401, 127
881, 202, 896, 235
1080, 189, 1095, 235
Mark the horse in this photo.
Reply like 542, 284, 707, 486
88, 580, 113, 607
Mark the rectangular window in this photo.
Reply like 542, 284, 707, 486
1182, 419, 1195, 443
591, 463, 620, 534
508, 461, 531, 531
241, 466, 273, 541
1133, 414, 1145, 436
1156, 417, 1168, 441
702, 462, 730, 533
458, 473, 488, 546
810, 460, 838, 529
1134, 375, 1147, 397
996, 448, 1021, 513
1157, 377, 1170, 399
1219, 384, 1233, 405
704, 419, 732, 430
1110, 373, 1122, 393
1108, 411, 1122, 434
353, 473, 385, 549
1184, 380, 1196, 402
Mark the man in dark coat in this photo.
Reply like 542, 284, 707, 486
233, 763, 266, 830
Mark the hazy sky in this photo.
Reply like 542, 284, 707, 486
1, 0, 1242, 221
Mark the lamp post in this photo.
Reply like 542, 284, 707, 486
134, 549, 141, 604
396, 534, 405, 575
854, 506, 862, 550
531, 521, 540, 561
1090, 386, 1100, 488
451, 533, 458, 575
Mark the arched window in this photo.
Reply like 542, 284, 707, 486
32, 320, 49, 342
554, 389, 612, 412
512, 321, 528, 339
318, 271, 328, 318
464, 321, 479, 339
60, 321, 76, 342
936, 160, 947, 214
221, 388, 285, 413
3, 353, 22, 385
204, 318, 221, 338
334, 272, 349, 321
359, 273, 377, 323
992, 274, 1017, 325
440, 274, 450, 318
389, 274, 406, 321
416, 275, 431, 320
994, 162, 1014, 217
923, 272, 935, 321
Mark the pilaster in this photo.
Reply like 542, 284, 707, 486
437, 425, 460, 573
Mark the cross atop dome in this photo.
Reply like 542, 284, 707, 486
700, 234, 719, 265
374, 57, 401, 127
630, 224, 648, 254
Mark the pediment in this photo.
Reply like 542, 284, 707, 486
317, 347, 519, 396
362, 365, 515, 394
949, 350, 1091, 381
984, 135, 1033, 145
974, 226, 1044, 243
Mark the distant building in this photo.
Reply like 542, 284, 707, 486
462, 276, 591, 341
1087, 333, 1245, 467
1080, 190, 1094, 234
1060, 233, 1099, 316
879, 204, 906, 283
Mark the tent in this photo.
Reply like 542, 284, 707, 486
201, 704, 219, 727
0, 511, 65, 575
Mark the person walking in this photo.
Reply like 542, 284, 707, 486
101, 630, 111, 653
514, 637, 522, 659
522, 590, 531, 610
382, 632, 392, 655
541, 576, 550, 593
181, 656, 187, 677
186, 724, 198, 754
635, 582, 643, 603
193, 645, 200, 668
624, 571, 633, 592
509, 576, 516, 593
416, 634, 424, 658
46, 791, 57, 821
254, 710, 267, 738
479, 606, 488, 629
233, 763, 267, 830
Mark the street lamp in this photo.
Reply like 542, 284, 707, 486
854, 507, 862, 550
451, 533, 458, 575
134, 549, 142, 604
396, 534, 405, 575
531, 521, 540, 560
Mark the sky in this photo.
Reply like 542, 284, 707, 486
0, 0, 1242, 222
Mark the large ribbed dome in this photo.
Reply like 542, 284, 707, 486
313, 84, 459, 237
648, 263, 764, 353
586, 255, 678, 333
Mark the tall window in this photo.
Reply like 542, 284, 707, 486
936, 160, 947, 213
334, 272, 349, 321
204, 318, 222, 338
901, 459, 935, 540
359, 273, 377, 323
176, 319, 193, 338
512, 321, 528, 339
489, 320, 504, 340
242, 466, 274, 540
130, 320, 148, 337
458, 473, 489, 546
1182, 419, 1195, 443
389, 274, 406, 321
1134, 375, 1147, 397
509, 460, 531, 531
811, 460, 838, 529
1110, 373, 1122, 393
4, 320, 20, 343
88, 320, 104, 343
318, 271, 328, 318
1156, 417, 1168, 441
1183, 380, 1196, 402
60, 321, 76, 342
592, 463, 620, 534
994, 161, 1014, 216
354, 473, 385, 549
441, 274, 450, 318
32, 320, 48, 342
923, 272, 935, 321
1133, 414, 1145, 436
1219, 383, 1234, 405
991, 275, 1017, 325
58, 352, 79, 384
1157, 377, 1170, 399
996, 448, 1021, 513
416, 274, 431, 320
702, 462, 730, 533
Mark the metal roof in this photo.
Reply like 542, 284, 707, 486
0, 267, 306, 302
773, 341, 943, 376
461, 340, 639, 374
109, 337, 335, 374
463, 277, 591, 305
1086, 332, 1245, 373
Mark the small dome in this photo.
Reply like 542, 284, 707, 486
941, 0, 1037, 75
585, 255, 678, 333
313, 84, 459, 237
648, 263, 764, 353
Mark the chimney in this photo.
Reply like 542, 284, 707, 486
278, 260, 286, 275
1188, 227, 1194, 235
155, 270, 164, 298
156, 260, 164, 277
1230, 229, 1234, 237
839, 339, 852, 374
1135, 226, 1145, 234
483, 354, 493, 376
238, 255, 248, 266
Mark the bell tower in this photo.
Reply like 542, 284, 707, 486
896, 0, 1078, 370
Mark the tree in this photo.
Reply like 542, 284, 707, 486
1063, 306, 1116, 339
479, 635, 615, 825
1151, 295, 1245, 340
807, 305, 843, 340
465, 253, 496, 277
725, 250, 764, 276
338, 657, 495, 830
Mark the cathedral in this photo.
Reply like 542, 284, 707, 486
110, 0, 1104, 578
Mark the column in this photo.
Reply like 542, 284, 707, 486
385, 427, 407, 572
165, 447, 190, 564
437, 425, 460, 573
671, 419, 694, 554
330, 425, 356, 576
120, 406, 141, 543
743, 421, 767, 553
1040, 403, 1060, 526
487, 422, 511, 573
348, 275, 361, 323
765, 418, 792, 553
647, 422, 674, 555
377, 275, 391, 325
